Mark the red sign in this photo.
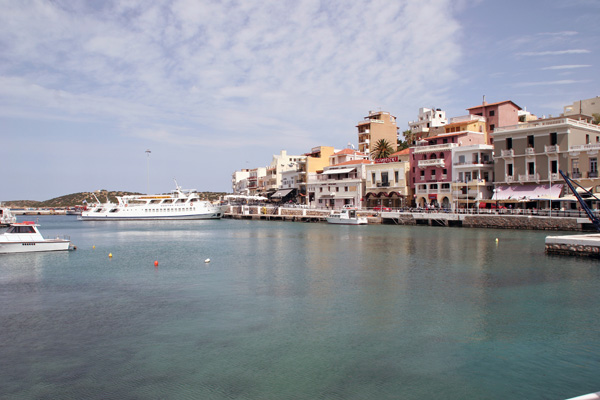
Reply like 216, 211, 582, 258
375, 156, 399, 164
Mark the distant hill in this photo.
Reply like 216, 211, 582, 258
3, 190, 230, 208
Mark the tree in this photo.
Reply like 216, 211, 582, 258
371, 138, 395, 159
592, 113, 600, 125
397, 129, 417, 150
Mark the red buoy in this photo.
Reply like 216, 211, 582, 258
154, 260, 159, 267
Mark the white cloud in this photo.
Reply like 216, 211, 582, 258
514, 80, 588, 87
517, 49, 591, 56
541, 65, 591, 70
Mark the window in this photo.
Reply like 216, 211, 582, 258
443, 138, 448, 144
336, 187, 339, 192
465, 172, 471, 182
551, 160, 558, 174
550, 132, 557, 145
506, 138, 512, 150
443, 169, 447, 175
372, 172, 376, 183
458, 155, 465, 164
489, 110, 495, 117
528, 162, 535, 175
572, 158, 580, 173
394, 171, 399, 182
527, 135, 534, 148
490, 124, 495, 131
586, 134, 590, 144
591, 158, 598, 173
458, 172, 464, 181
421, 170, 425, 177
381, 172, 389, 183
507, 163, 513, 176
345, 186, 349, 192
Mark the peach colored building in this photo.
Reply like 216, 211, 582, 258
356, 110, 398, 158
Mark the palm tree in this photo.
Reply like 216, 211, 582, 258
371, 139, 395, 159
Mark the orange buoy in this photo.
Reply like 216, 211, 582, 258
154, 260, 159, 267
109, 253, 113, 258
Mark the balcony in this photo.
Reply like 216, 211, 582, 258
589, 171, 599, 178
418, 159, 445, 168
413, 143, 458, 153
501, 149, 514, 158
545, 145, 559, 153
518, 173, 540, 182
569, 143, 600, 154
506, 175, 516, 183
525, 147, 535, 155
376, 182, 391, 187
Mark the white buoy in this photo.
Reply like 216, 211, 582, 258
204, 258, 211, 263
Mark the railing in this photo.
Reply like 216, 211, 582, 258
525, 147, 535, 155
545, 145, 559, 153
588, 171, 599, 178
418, 159, 445, 167
506, 175, 516, 183
518, 173, 539, 182
376, 182, 390, 187
413, 143, 459, 153
495, 118, 600, 133
501, 149, 514, 157
572, 171, 582, 178
570, 143, 600, 152
453, 161, 494, 166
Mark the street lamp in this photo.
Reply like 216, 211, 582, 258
145, 149, 151, 194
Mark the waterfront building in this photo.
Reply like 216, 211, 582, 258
247, 167, 267, 196
563, 96, 600, 119
451, 144, 494, 209
356, 110, 399, 158
231, 169, 251, 194
364, 149, 411, 209
410, 119, 487, 209
407, 107, 448, 141
308, 149, 371, 209
266, 150, 307, 201
297, 146, 337, 205
466, 99, 522, 144
492, 117, 600, 208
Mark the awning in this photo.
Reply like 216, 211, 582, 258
493, 184, 563, 201
321, 167, 356, 175
271, 189, 294, 198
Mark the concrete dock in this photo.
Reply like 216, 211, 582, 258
545, 233, 600, 257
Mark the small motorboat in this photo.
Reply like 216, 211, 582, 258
0, 221, 75, 254
326, 208, 368, 225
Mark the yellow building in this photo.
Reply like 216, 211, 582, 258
357, 111, 398, 158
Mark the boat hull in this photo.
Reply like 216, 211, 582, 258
326, 217, 368, 225
79, 211, 223, 221
0, 240, 72, 254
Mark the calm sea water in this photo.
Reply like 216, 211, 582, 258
1, 215, 599, 400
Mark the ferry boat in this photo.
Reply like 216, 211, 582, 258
0, 221, 74, 254
0, 205, 17, 227
326, 207, 368, 225
79, 181, 224, 221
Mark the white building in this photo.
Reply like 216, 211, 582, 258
231, 169, 251, 194
451, 144, 494, 208
408, 107, 448, 137
308, 159, 371, 209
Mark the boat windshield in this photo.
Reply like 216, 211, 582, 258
7, 226, 36, 234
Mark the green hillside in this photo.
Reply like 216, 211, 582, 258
3, 190, 229, 208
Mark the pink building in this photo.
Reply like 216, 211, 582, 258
466, 100, 521, 144
410, 131, 486, 208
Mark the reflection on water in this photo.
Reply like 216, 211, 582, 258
1, 216, 599, 399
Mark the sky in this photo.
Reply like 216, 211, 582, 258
1, 0, 599, 201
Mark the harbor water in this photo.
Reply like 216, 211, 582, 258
1, 216, 599, 399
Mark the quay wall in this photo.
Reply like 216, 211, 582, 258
224, 205, 593, 231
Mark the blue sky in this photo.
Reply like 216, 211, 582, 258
1, 0, 599, 200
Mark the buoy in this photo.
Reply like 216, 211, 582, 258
93, 245, 95, 249
495, 238, 499, 242
154, 260, 159, 267
109, 253, 113, 258
204, 258, 210, 263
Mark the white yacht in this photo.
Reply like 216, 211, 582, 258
0, 222, 74, 254
79, 181, 224, 221
326, 208, 368, 225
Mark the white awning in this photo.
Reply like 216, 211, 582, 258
493, 184, 563, 201
271, 189, 294, 198
321, 167, 356, 175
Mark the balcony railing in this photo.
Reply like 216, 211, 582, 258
413, 143, 458, 153
525, 147, 535, 155
572, 171, 582, 178
569, 143, 600, 153
518, 173, 540, 182
506, 175, 516, 183
418, 159, 445, 168
376, 182, 390, 187
501, 149, 514, 157
589, 171, 599, 178
545, 145, 559, 153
